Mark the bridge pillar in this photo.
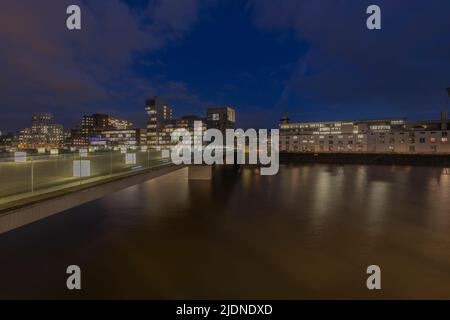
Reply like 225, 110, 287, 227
188, 165, 213, 180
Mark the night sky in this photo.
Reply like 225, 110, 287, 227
0, 0, 449, 133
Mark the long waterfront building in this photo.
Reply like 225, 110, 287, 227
279, 112, 450, 154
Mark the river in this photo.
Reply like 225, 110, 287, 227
0, 164, 449, 299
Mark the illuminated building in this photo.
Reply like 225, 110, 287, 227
18, 113, 64, 149
0, 132, 15, 152
145, 96, 211, 148
75, 113, 134, 146
66, 129, 86, 147
280, 112, 450, 154
207, 107, 236, 135
145, 96, 173, 147
158, 116, 207, 147
90, 129, 147, 149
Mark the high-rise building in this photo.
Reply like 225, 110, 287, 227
207, 107, 236, 134
158, 116, 207, 147
145, 96, 173, 147
144, 98, 236, 148
18, 113, 64, 149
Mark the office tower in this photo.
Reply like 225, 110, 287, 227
207, 107, 236, 135
145, 96, 173, 147
19, 113, 64, 149
158, 115, 207, 147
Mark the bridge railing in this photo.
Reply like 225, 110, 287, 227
0, 149, 172, 208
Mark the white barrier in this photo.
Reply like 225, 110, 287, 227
14, 152, 27, 163
125, 153, 136, 165
79, 149, 88, 157
73, 160, 91, 177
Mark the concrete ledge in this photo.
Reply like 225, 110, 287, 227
280, 152, 450, 166
0, 165, 185, 235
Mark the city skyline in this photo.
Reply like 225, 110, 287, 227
3, 101, 450, 155
0, 98, 237, 152
1, 0, 450, 133
1, 92, 450, 136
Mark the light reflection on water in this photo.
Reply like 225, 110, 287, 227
0, 164, 450, 299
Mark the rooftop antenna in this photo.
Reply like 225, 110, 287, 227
280, 112, 290, 124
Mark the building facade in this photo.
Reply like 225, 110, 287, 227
144, 98, 237, 149
158, 116, 207, 147
145, 96, 212, 148
0, 132, 15, 152
145, 96, 173, 147
18, 113, 64, 149
67, 113, 134, 147
207, 107, 236, 135
90, 128, 147, 149
279, 112, 450, 154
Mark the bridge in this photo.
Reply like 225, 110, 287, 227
0, 149, 227, 234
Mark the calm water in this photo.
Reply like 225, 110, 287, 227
0, 164, 450, 299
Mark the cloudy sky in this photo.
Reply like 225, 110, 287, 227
0, 0, 449, 132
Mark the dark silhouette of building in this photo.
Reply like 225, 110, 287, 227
207, 107, 236, 134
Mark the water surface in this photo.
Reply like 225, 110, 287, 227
0, 165, 449, 299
